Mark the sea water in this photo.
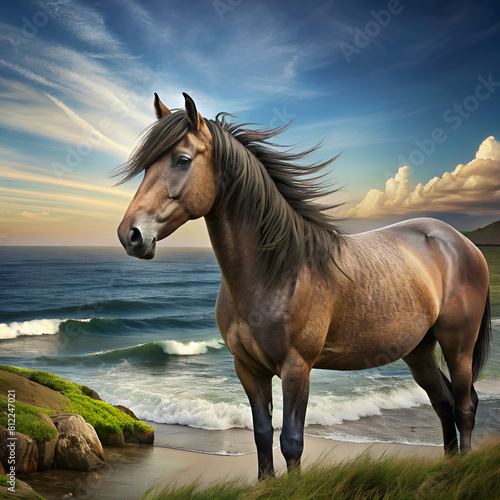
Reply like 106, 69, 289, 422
1, 246, 499, 454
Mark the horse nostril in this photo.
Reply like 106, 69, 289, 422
128, 227, 143, 248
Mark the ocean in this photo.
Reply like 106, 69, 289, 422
1, 246, 499, 455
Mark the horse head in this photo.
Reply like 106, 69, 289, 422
117, 93, 217, 259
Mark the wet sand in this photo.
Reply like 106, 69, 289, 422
21, 435, 443, 500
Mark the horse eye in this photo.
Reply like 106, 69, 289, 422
176, 156, 192, 167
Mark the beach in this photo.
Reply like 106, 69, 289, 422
16, 379, 499, 499
20, 429, 444, 500
2, 246, 499, 498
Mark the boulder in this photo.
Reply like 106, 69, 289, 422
99, 431, 125, 447
124, 428, 155, 445
35, 414, 58, 470
114, 404, 138, 420
0, 477, 43, 500
0, 426, 38, 473
51, 414, 104, 471
87, 389, 102, 401
113, 404, 154, 445
54, 434, 104, 471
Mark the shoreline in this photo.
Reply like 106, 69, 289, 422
19, 378, 500, 499
12, 382, 500, 499
20, 434, 445, 500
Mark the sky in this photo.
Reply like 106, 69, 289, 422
0, 0, 499, 246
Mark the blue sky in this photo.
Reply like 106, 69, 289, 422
0, 0, 499, 245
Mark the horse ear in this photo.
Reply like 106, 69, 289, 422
183, 92, 204, 131
154, 93, 171, 119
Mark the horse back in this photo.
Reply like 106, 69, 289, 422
315, 217, 488, 370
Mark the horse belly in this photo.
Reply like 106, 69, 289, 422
314, 307, 436, 371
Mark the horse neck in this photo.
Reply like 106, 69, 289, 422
204, 209, 267, 294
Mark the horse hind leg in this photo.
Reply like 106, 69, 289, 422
403, 332, 458, 455
438, 341, 477, 453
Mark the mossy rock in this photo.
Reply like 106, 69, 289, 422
0, 371, 69, 413
0, 398, 57, 443
0, 476, 46, 500
0, 367, 153, 442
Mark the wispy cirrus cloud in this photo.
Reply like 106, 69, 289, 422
45, 93, 129, 154
35, 0, 124, 53
0, 161, 135, 199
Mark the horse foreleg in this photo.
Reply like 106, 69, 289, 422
234, 358, 275, 479
280, 355, 310, 472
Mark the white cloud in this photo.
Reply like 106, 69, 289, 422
341, 136, 500, 218
35, 0, 123, 53
475, 135, 500, 160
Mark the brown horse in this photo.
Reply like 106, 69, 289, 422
117, 93, 491, 479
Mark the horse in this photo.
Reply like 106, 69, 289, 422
117, 93, 491, 479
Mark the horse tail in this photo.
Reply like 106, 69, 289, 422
472, 289, 492, 383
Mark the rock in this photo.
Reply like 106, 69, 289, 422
0, 460, 5, 475
35, 414, 58, 470
51, 414, 104, 471
99, 431, 125, 447
87, 389, 102, 401
0, 476, 43, 500
54, 434, 104, 471
114, 404, 138, 420
0, 426, 38, 473
124, 428, 155, 445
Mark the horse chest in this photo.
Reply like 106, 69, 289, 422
215, 288, 292, 374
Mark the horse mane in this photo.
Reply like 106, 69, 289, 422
114, 110, 344, 282
113, 110, 190, 184
206, 114, 344, 283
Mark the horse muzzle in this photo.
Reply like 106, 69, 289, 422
118, 223, 157, 260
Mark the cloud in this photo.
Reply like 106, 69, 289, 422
45, 93, 129, 154
0, 161, 135, 199
0, 186, 127, 212
18, 210, 65, 222
35, 0, 123, 53
342, 136, 500, 218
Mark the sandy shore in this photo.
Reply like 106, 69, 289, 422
24, 379, 499, 499
22, 435, 443, 500
147, 435, 443, 491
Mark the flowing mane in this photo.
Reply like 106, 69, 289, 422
116, 110, 344, 282
206, 114, 344, 282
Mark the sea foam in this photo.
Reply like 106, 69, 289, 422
106, 380, 430, 433
0, 319, 63, 339
156, 338, 224, 356
0, 318, 92, 340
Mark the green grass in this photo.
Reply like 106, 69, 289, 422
142, 442, 500, 500
480, 246, 500, 318
0, 396, 56, 442
0, 365, 153, 440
